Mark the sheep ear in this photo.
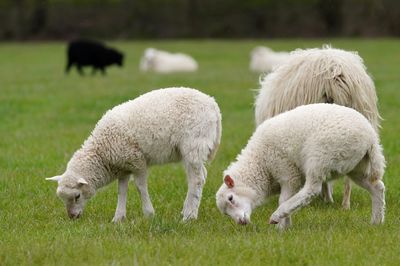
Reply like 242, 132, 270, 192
77, 178, 88, 186
224, 175, 235, 188
46, 175, 62, 182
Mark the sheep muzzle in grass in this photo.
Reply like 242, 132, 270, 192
46, 174, 94, 219
216, 175, 253, 225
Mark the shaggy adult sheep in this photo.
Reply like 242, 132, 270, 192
216, 104, 385, 230
140, 48, 198, 73
249, 46, 290, 73
254, 46, 381, 209
47, 87, 221, 222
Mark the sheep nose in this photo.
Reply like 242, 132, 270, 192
68, 211, 81, 219
238, 218, 249, 225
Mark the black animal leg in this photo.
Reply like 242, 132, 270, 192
65, 61, 73, 74
77, 65, 84, 76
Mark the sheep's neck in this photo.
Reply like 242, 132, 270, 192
231, 156, 277, 206
69, 147, 115, 190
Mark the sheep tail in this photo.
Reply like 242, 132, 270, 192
365, 141, 386, 182
207, 110, 222, 162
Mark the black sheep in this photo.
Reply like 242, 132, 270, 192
66, 39, 124, 75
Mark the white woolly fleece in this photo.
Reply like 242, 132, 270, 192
254, 45, 380, 132
140, 48, 198, 73
249, 46, 290, 73
62, 87, 221, 190
222, 103, 385, 205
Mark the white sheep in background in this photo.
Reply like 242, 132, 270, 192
254, 45, 381, 209
140, 48, 198, 73
47, 87, 221, 222
216, 104, 385, 230
249, 46, 290, 73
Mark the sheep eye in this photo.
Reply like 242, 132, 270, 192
75, 194, 80, 201
228, 195, 233, 202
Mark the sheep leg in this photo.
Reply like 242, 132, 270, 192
112, 175, 130, 223
270, 179, 322, 224
99, 67, 106, 75
349, 176, 385, 224
321, 181, 334, 203
277, 182, 297, 230
77, 65, 84, 76
341, 177, 352, 210
91, 67, 97, 75
134, 171, 155, 217
182, 162, 206, 221
65, 61, 73, 74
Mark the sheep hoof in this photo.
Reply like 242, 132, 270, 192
182, 216, 197, 222
181, 208, 198, 222
323, 197, 334, 204
269, 213, 280, 224
143, 209, 155, 218
342, 203, 351, 210
112, 215, 126, 223
182, 213, 198, 222
269, 219, 279, 224
144, 212, 155, 218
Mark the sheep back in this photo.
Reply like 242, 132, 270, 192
87, 87, 221, 168
254, 46, 380, 132
229, 103, 382, 186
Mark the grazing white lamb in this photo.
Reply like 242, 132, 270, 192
254, 46, 381, 209
216, 104, 385, 230
140, 48, 198, 73
249, 46, 290, 73
47, 87, 221, 222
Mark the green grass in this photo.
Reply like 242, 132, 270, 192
1, 39, 400, 265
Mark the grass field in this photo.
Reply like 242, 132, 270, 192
1, 39, 400, 265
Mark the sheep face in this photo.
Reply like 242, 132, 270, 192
140, 48, 156, 71
47, 174, 94, 219
216, 175, 253, 225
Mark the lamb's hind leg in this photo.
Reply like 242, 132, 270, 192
182, 162, 206, 221
321, 181, 334, 203
342, 177, 352, 210
112, 175, 130, 223
270, 178, 322, 225
349, 175, 385, 224
134, 171, 155, 217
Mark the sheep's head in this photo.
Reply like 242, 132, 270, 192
116, 52, 124, 67
140, 48, 156, 71
46, 173, 95, 219
216, 175, 254, 225
251, 46, 274, 57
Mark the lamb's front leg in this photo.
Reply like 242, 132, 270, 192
134, 171, 155, 217
270, 179, 322, 225
276, 180, 299, 230
112, 176, 130, 223
182, 162, 206, 221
